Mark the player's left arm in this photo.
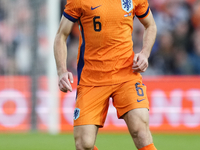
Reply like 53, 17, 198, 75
132, 10, 157, 73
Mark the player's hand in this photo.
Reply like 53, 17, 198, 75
132, 52, 149, 73
58, 71, 73, 92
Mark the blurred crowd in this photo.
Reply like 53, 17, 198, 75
146, 0, 200, 75
0, 0, 200, 76
0, 0, 47, 75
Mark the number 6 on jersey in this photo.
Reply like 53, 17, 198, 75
93, 16, 101, 32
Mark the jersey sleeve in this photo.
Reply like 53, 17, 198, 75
135, 0, 150, 19
63, 0, 82, 22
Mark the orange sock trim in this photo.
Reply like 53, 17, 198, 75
138, 143, 157, 150
93, 145, 98, 150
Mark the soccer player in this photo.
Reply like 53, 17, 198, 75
54, 0, 157, 150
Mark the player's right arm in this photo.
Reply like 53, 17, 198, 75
54, 16, 74, 92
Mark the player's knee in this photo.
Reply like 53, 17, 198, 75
130, 120, 149, 139
130, 130, 138, 139
131, 128, 149, 140
75, 136, 95, 150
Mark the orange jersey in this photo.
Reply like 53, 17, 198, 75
64, 0, 150, 86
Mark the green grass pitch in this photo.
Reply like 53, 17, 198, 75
0, 133, 199, 150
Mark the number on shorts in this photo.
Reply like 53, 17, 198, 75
135, 82, 144, 96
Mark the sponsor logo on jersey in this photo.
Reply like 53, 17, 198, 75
74, 108, 80, 120
91, 5, 102, 10
121, 0, 133, 13
137, 99, 145, 102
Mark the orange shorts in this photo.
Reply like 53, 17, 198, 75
73, 79, 149, 127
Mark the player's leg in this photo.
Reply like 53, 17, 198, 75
122, 108, 156, 150
112, 80, 157, 150
74, 125, 98, 150
74, 85, 111, 150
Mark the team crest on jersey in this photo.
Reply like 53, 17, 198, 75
74, 108, 80, 120
121, 0, 133, 13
